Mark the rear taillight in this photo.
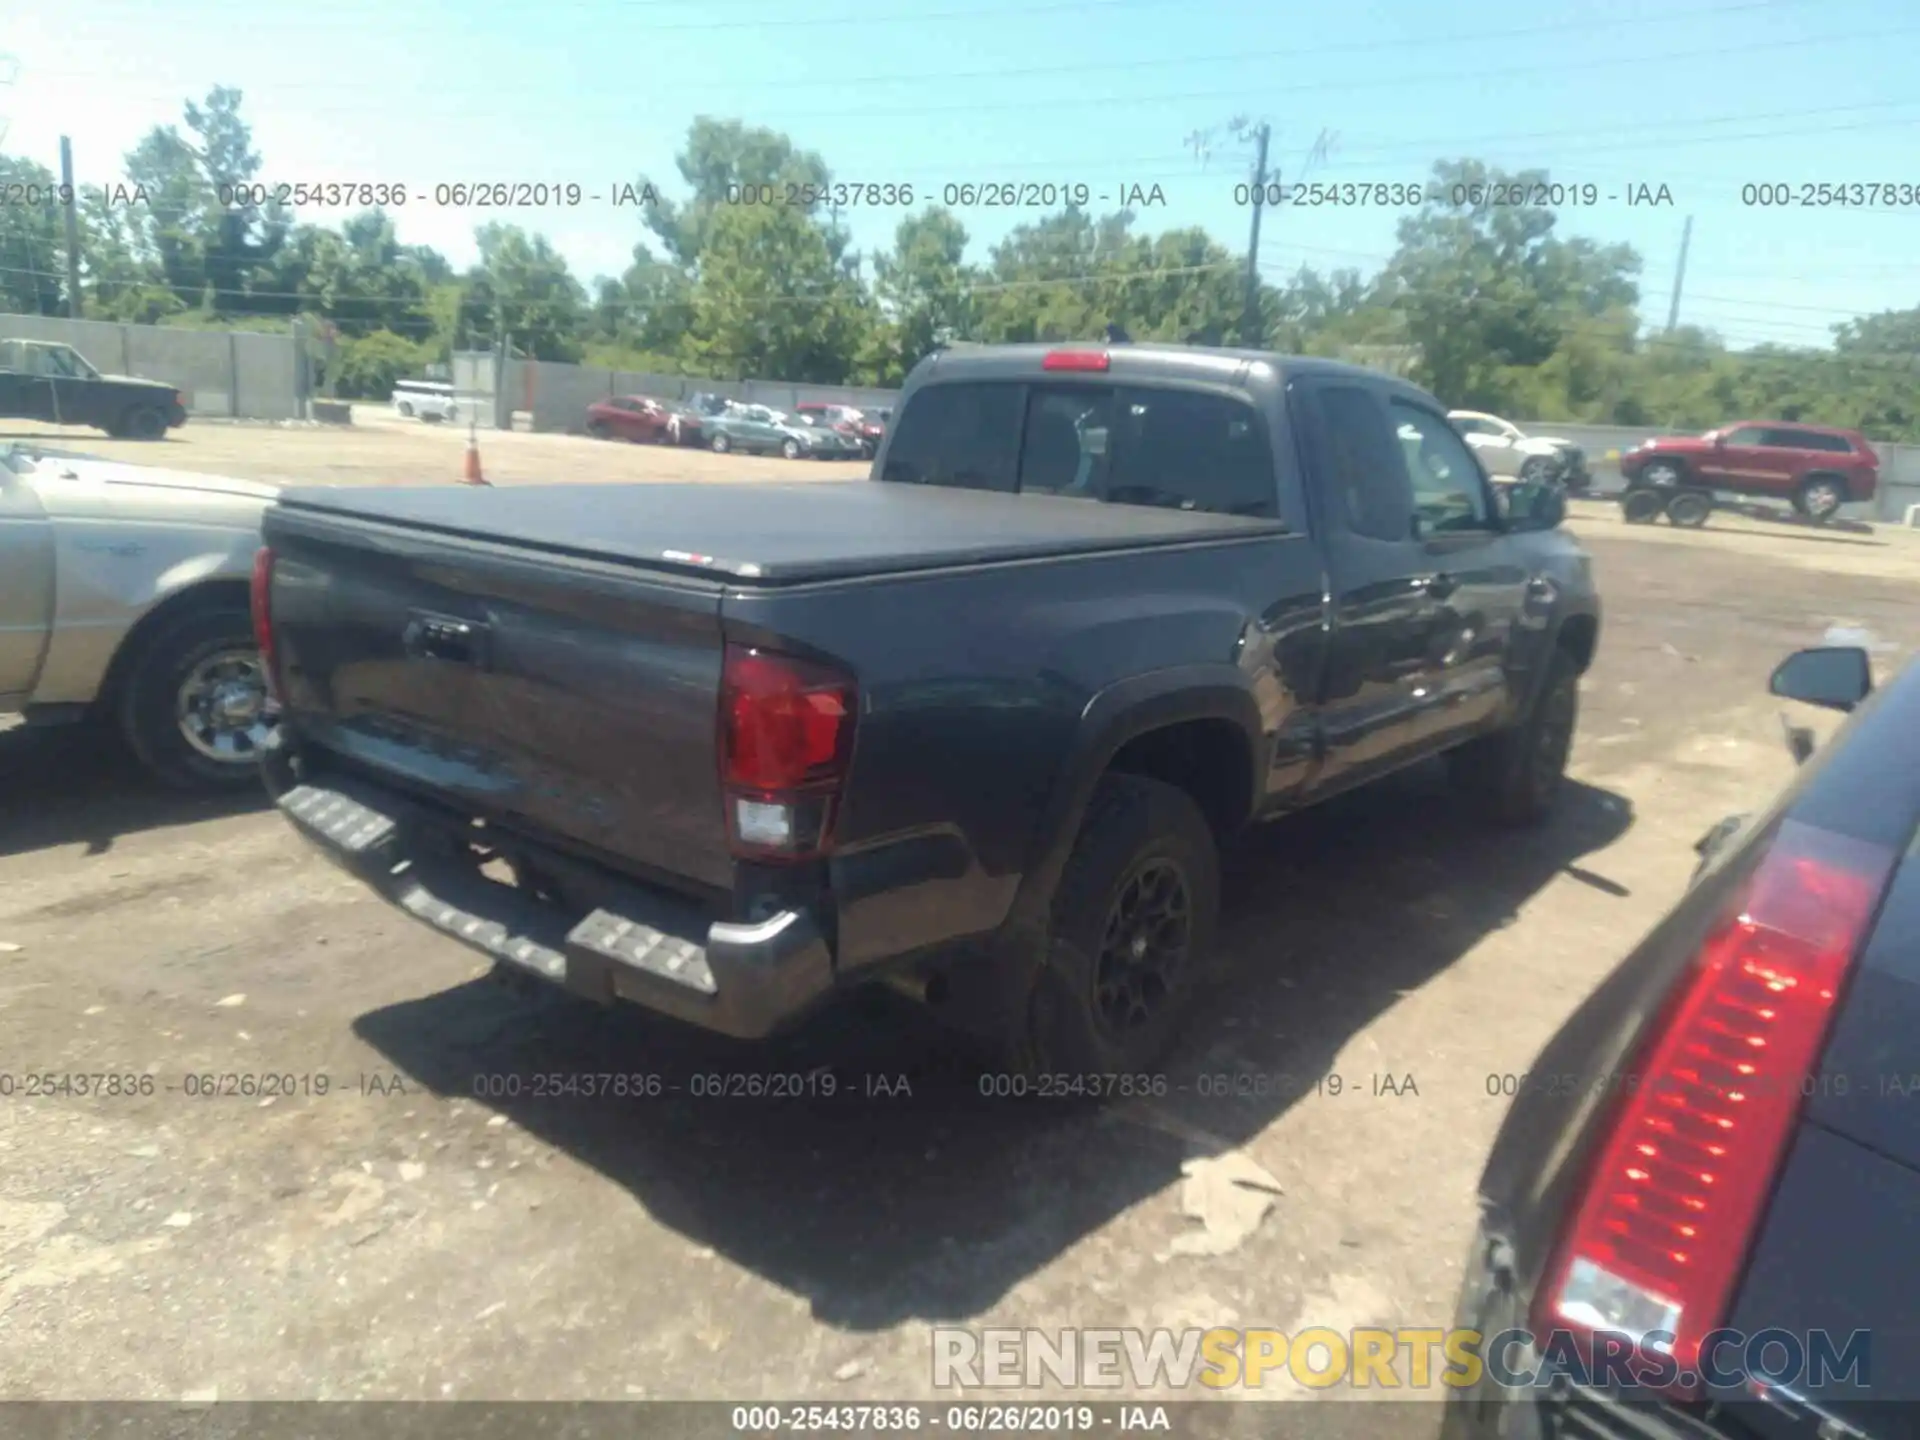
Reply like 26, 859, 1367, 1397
250, 545, 278, 697
1534, 818, 1896, 1398
1041, 349, 1110, 372
719, 644, 856, 862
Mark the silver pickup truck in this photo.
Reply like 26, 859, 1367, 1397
0, 442, 276, 789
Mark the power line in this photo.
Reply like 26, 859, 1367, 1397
35, 0, 1818, 98
26, 23, 1911, 126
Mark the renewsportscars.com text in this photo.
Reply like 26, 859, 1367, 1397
931, 1326, 1871, 1392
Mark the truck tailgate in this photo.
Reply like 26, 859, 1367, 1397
264, 503, 735, 895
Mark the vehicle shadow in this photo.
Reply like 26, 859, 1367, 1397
352, 764, 1632, 1332
1576, 491, 1879, 542
0, 720, 269, 859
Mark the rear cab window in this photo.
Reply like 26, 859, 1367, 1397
880, 378, 1280, 519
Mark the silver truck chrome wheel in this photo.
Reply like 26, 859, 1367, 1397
175, 648, 275, 764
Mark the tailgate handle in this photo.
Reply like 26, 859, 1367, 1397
403, 613, 489, 668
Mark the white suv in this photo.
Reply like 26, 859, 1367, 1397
1448, 410, 1590, 490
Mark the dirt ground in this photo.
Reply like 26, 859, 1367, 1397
4, 410, 872, 489
3, 418, 1919, 1435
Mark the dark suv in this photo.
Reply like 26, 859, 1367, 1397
1619, 422, 1878, 524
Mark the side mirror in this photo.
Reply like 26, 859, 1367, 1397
1505, 480, 1566, 531
1769, 646, 1872, 713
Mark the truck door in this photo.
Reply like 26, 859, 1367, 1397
1286, 377, 1449, 793
1384, 398, 1530, 744
0, 451, 55, 705
0, 340, 49, 422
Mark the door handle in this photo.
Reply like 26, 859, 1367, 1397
1423, 573, 1457, 602
403, 613, 489, 668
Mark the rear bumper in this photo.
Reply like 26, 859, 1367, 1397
262, 738, 834, 1039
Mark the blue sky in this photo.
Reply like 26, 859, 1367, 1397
5, 0, 1918, 350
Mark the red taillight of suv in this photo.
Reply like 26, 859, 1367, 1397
250, 545, 279, 698
719, 644, 857, 862
1532, 818, 1897, 1399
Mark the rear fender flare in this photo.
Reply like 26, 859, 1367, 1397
1007, 665, 1265, 935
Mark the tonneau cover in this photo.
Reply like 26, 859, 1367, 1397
275, 479, 1284, 584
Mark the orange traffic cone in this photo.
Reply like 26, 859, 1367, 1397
461, 436, 489, 486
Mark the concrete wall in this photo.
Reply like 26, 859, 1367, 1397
0, 313, 304, 421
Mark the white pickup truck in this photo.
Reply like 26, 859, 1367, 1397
0, 442, 276, 789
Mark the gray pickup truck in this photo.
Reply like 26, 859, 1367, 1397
255, 342, 1601, 1073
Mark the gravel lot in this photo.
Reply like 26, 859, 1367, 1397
4, 418, 1918, 1435
4, 411, 870, 489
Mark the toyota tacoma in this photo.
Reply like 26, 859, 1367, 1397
253, 342, 1602, 1071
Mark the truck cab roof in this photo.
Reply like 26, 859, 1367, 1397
909, 340, 1435, 401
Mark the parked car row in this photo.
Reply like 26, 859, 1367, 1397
585, 393, 887, 460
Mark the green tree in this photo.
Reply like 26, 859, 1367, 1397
123, 87, 288, 312
684, 201, 866, 381
0, 156, 69, 313
1382, 159, 1641, 410
333, 329, 432, 398
640, 117, 833, 267
869, 207, 975, 383
457, 224, 586, 361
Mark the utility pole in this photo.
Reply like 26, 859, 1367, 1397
1242, 121, 1272, 347
59, 136, 83, 319
1665, 215, 1693, 334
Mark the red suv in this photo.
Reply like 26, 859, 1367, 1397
794, 402, 884, 458
1619, 420, 1878, 523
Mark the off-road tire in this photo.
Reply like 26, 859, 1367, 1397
1620, 488, 1665, 524
1665, 490, 1711, 528
1009, 774, 1221, 1079
118, 603, 269, 791
1448, 649, 1579, 826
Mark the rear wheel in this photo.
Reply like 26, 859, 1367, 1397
1665, 490, 1711, 528
1449, 649, 1579, 826
586, 420, 611, 440
1796, 474, 1846, 523
118, 603, 276, 790
710, 432, 731, 453
1620, 488, 1665, 524
1010, 775, 1220, 1077
122, 405, 168, 440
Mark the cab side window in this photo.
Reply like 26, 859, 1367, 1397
1313, 384, 1413, 541
1389, 401, 1495, 535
